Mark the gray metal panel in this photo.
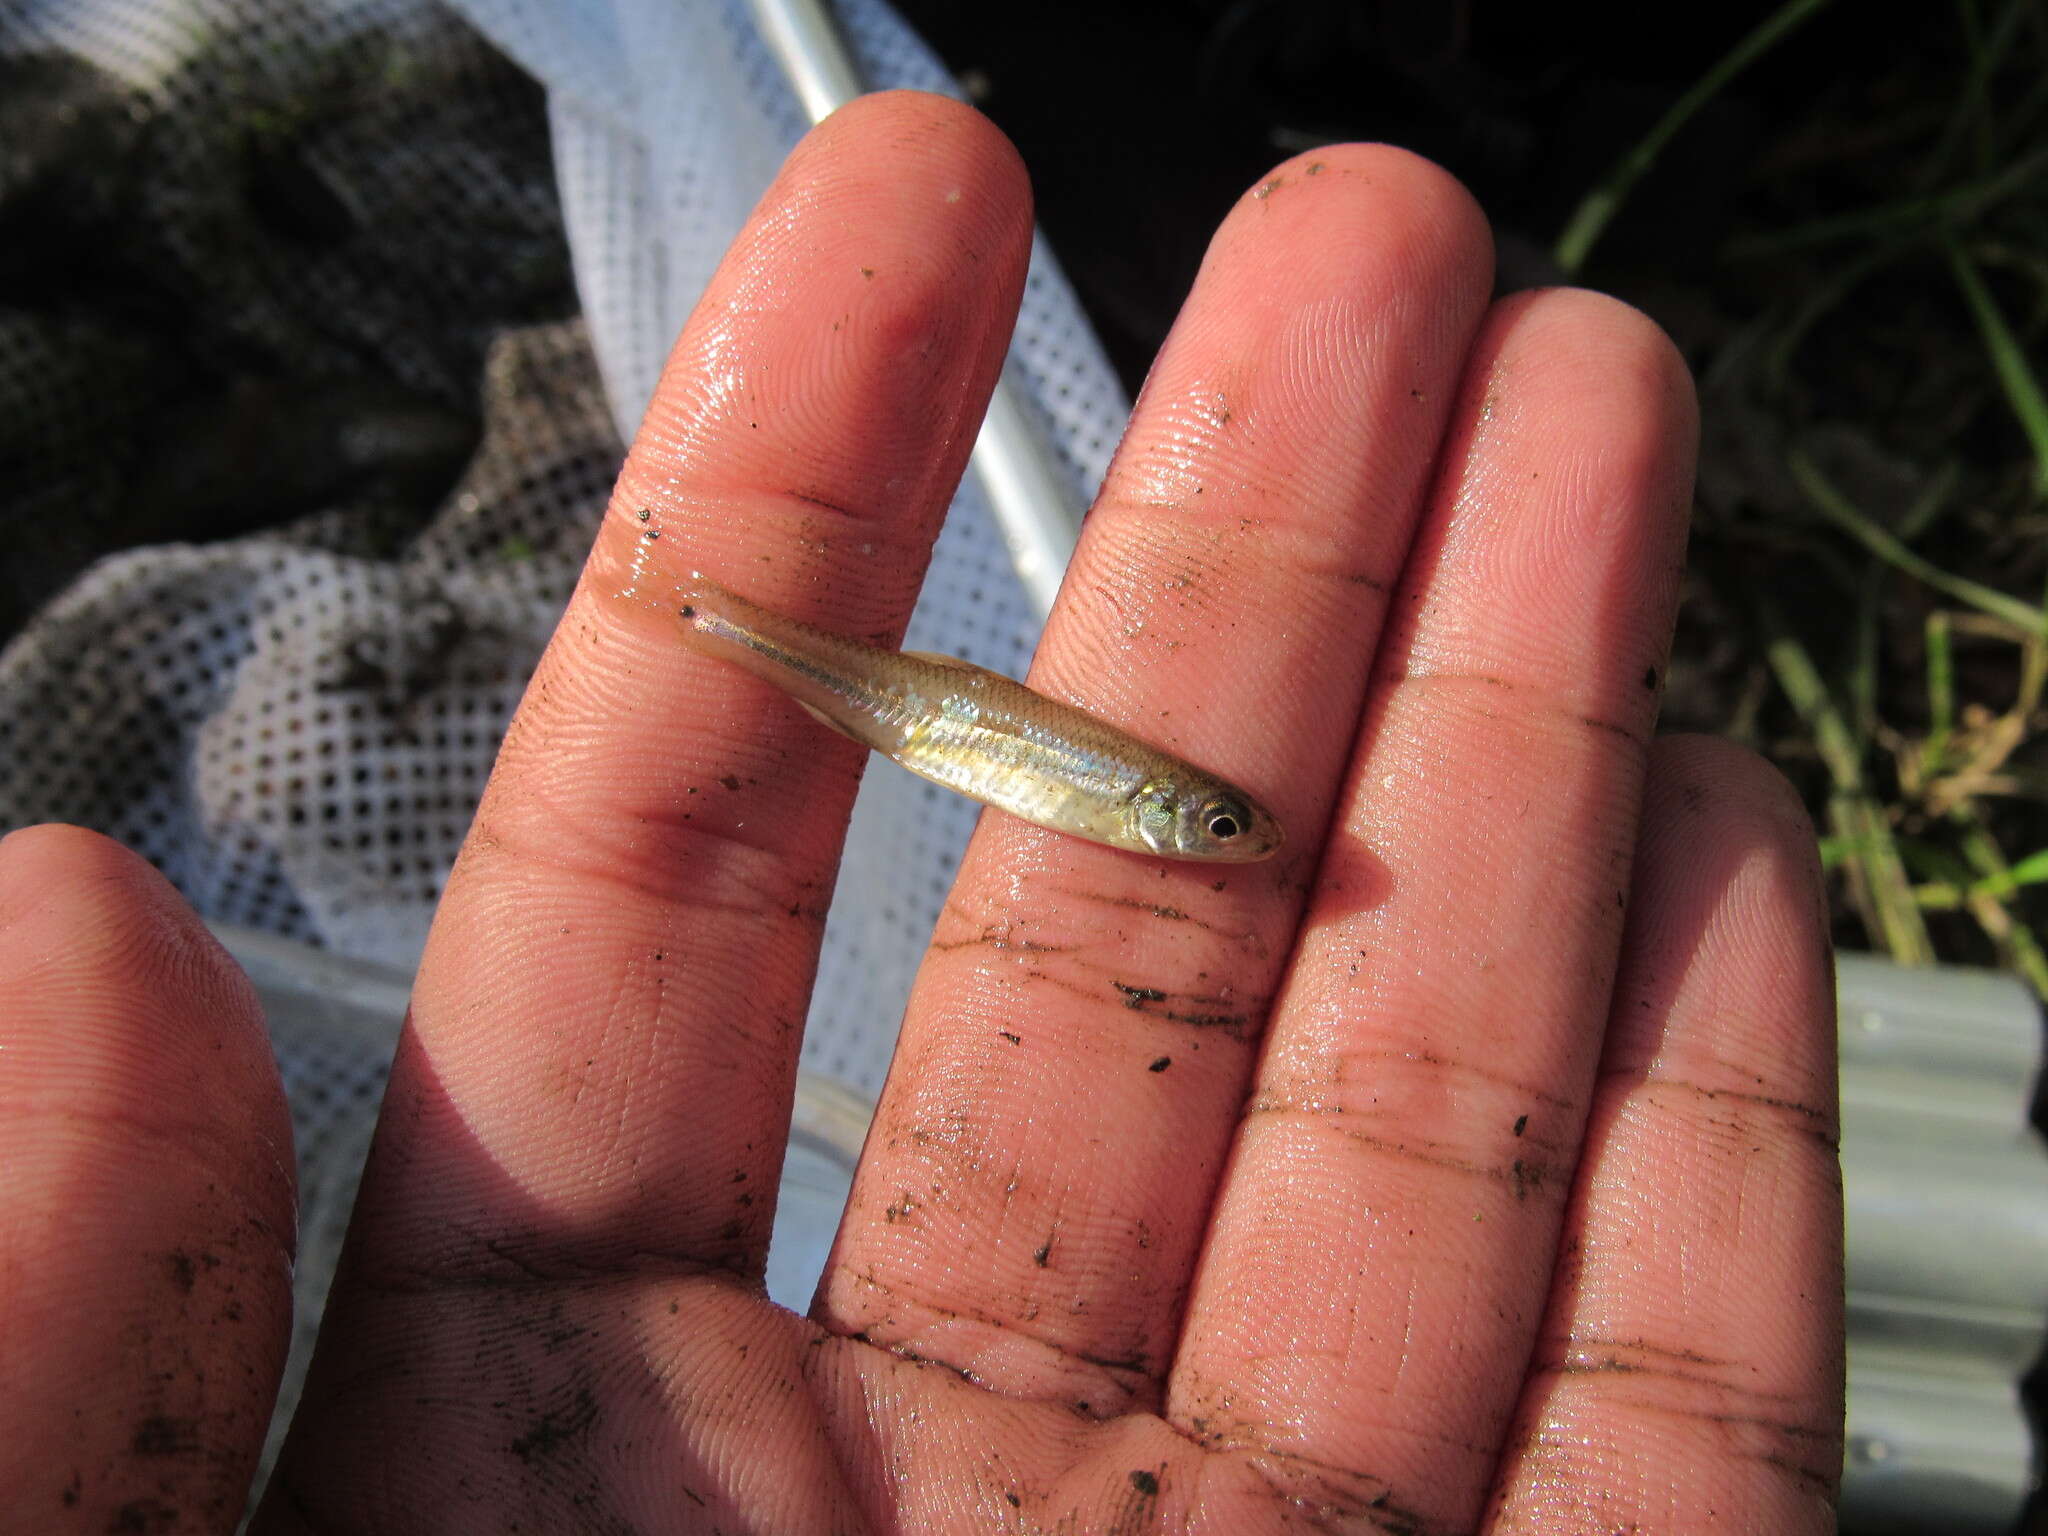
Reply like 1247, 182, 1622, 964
1839, 952, 2047, 1530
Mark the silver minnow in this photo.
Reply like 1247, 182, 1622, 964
674, 573, 1283, 862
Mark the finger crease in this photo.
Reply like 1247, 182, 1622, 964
1242, 1097, 1563, 1199
1613, 1073, 1841, 1149
1368, 669, 1653, 751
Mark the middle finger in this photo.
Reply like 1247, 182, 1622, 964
815, 146, 1493, 1412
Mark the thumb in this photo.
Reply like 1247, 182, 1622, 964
0, 825, 295, 1531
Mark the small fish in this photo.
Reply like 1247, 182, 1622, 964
675, 573, 1283, 862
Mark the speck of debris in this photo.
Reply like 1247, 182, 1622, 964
130, 1416, 193, 1456
635, 507, 651, 520
1113, 981, 1167, 1008
1129, 1469, 1159, 1497
508, 1387, 599, 1463
643, 529, 660, 540
1510, 1156, 1543, 1202
719, 774, 742, 791
999, 1030, 1021, 1045
1148, 1056, 1171, 1073
1513, 1114, 1528, 1137
1033, 1239, 1052, 1267
1305, 161, 1325, 175
1643, 666, 1659, 690
859, 265, 875, 278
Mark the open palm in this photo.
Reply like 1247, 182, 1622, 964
2, 93, 1840, 1534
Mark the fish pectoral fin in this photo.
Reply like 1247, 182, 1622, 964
794, 699, 868, 746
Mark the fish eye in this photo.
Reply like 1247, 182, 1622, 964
1202, 798, 1246, 840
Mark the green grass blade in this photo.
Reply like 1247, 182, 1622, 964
1897, 459, 1962, 541
1947, 238, 2048, 496
1916, 0, 2034, 185
1953, 805, 2048, 993
1765, 622, 1865, 788
1901, 837, 1979, 888
1842, 798, 1939, 965
1554, 0, 1835, 273
1924, 610, 1956, 772
1979, 844, 2048, 894
2003, 923, 2048, 997
1726, 142, 2048, 257
1792, 452, 2048, 632
1852, 561, 1882, 739
1764, 616, 1936, 964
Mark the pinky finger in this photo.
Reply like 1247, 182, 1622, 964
1487, 735, 1843, 1533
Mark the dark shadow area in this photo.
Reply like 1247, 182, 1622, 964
0, 25, 576, 646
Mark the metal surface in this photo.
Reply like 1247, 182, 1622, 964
743, 0, 862, 123
744, 0, 1081, 616
1838, 952, 2048, 1532
973, 362, 1086, 615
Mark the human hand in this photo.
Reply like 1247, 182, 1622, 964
1, 92, 1840, 1533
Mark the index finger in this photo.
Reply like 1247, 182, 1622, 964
335, 91, 1032, 1284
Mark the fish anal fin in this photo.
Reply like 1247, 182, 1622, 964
795, 698, 868, 746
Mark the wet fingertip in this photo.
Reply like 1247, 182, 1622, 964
0, 824, 189, 954
1227, 141, 1494, 290
809, 89, 1032, 236
0, 818, 127, 870
1641, 734, 1820, 880
1477, 288, 1699, 457
0, 821, 277, 1089
1615, 734, 1835, 1099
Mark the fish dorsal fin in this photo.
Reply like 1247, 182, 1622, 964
795, 699, 867, 745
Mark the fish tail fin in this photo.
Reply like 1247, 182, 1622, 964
668, 575, 890, 753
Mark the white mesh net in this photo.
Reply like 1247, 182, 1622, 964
0, 0, 1127, 1387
